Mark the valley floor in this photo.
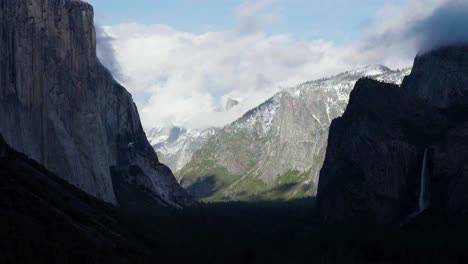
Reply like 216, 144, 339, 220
2, 144, 468, 264
121, 200, 468, 264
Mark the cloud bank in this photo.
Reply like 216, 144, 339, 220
96, 26, 124, 80
364, 0, 468, 55
97, 0, 466, 130
411, 0, 468, 52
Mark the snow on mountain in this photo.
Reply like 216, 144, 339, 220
230, 65, 411, 138
147, 127, 217, 172
228, 94, 283, 136
176, 65, 412, 201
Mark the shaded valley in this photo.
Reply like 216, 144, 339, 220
2, 0, 468, 263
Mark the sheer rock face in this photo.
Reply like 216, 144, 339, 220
317, 45, 468, 224
0, 0, 191, 207
178, 66, 409, 201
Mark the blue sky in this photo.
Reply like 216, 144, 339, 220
88, 0, 401, 45
92, 0, 446, 129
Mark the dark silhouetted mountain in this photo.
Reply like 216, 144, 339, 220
0, 0, 191, 207
405, 45, 468, 108
317, 45, 468, 225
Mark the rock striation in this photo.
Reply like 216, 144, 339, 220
178, 66, 410, 201
0, 0, 191, 207
317, 45, 468, 224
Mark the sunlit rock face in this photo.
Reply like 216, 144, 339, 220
0, 0, 192, 207
176, 65, 410, 201
317, 45, 468, 225
147, 127, 218, 173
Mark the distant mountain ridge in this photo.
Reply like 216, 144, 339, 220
147, 98, 244, 173
171, 65, 411, 201
147, 127, 218, 172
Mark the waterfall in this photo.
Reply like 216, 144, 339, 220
402, 147, 431, 225
418, 148, 430, 213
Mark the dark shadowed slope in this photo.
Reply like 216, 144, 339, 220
3, 131, 468, 263
0, 134, 158, 263
317, 45, 468, 225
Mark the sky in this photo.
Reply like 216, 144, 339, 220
89, 0, 399, 45
88, 0, 466, 130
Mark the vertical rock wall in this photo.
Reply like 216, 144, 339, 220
0, 0, 191, 207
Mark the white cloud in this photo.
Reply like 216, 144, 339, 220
234, 0, 282, 34
98, 0, 463, 130
362, 0, 468, 54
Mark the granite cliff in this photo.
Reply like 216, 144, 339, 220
317, 45, 468, 224
0, 0, 191, 207
178, 66, 410, 201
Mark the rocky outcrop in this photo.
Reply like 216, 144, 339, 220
317, 45, 468, 224
178, 66, 410, 201
0, 0, 191, 207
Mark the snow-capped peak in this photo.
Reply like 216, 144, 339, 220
146, 126, 218, 172
146, 65, 411, 174
346, 65, 392, 77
